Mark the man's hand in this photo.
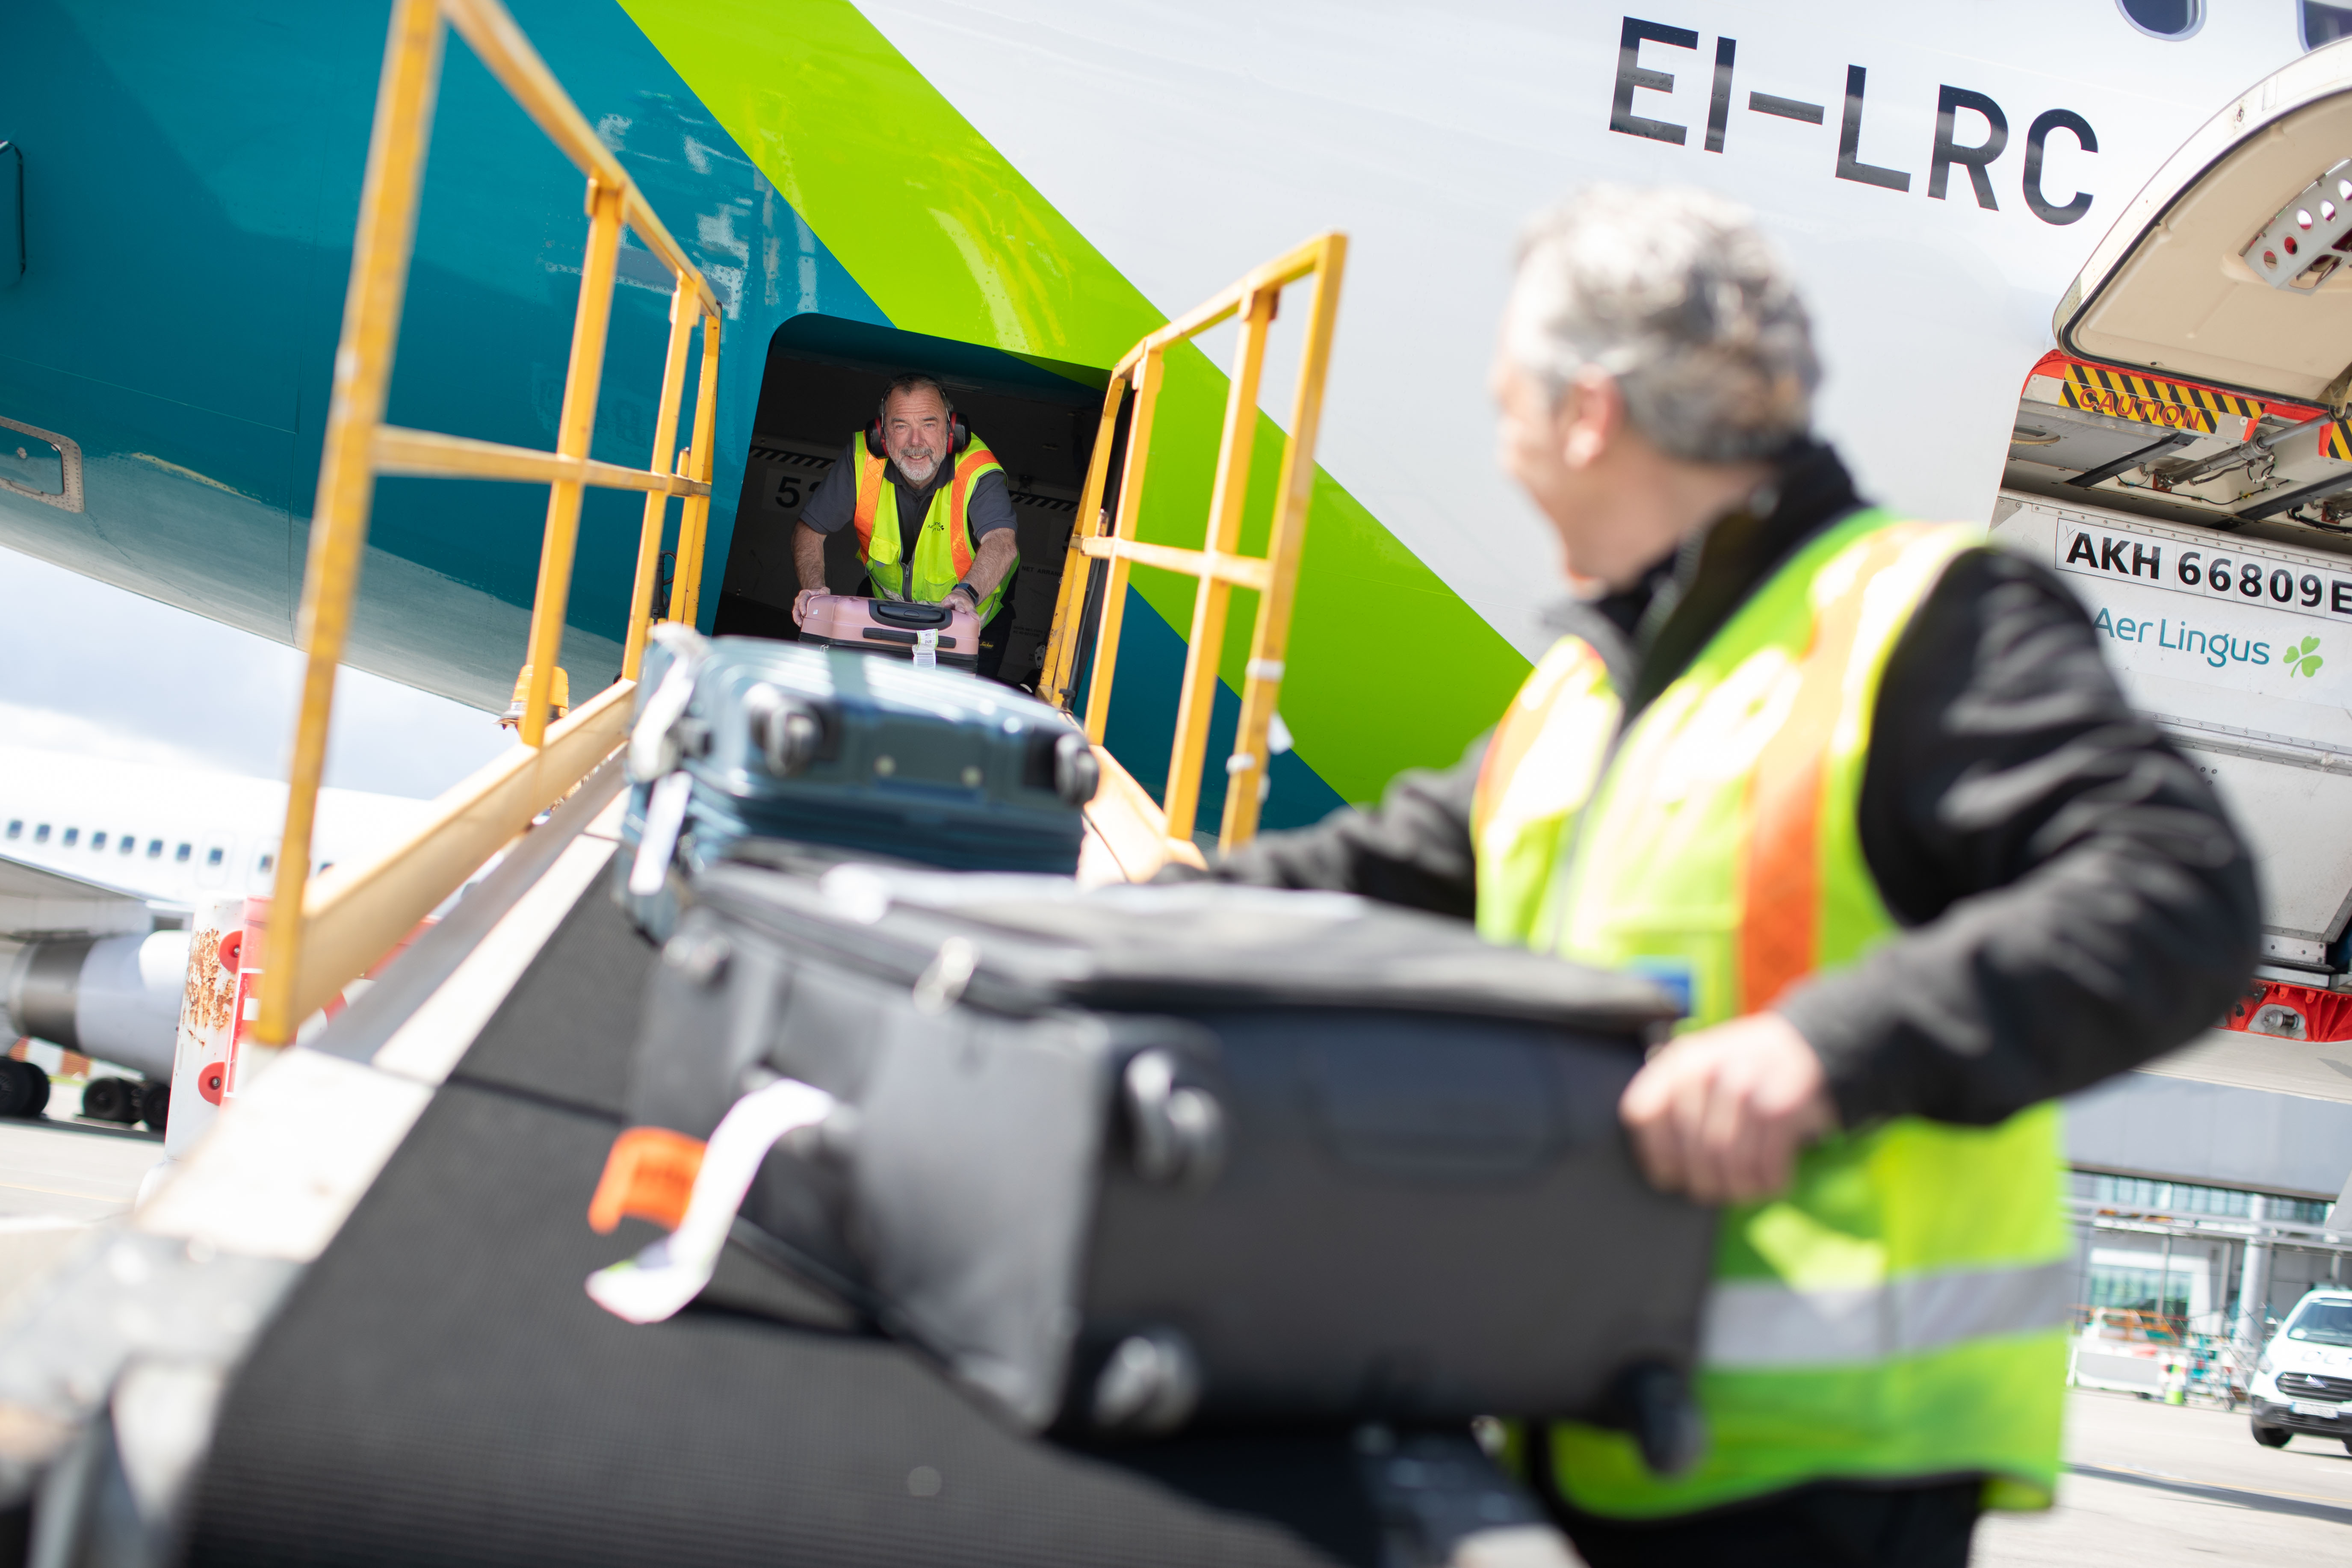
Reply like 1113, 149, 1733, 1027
946, 582, 979, 614
1619, 1013, 1837, 1204
792, 588, 821, 626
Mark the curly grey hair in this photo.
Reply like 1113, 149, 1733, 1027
1506, 186, 1817, 464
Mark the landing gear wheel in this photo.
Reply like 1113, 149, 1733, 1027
138, 1081, 168, 1133
0, 1059, 50, 1118
2253, 1421, 2292, 1448
81, 1076, 135, 1124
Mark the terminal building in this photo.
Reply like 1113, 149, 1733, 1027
2064, 1056, 2352, 1342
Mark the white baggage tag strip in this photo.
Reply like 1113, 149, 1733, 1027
913, 628, 938, 668
626, 770, 696, 896
586, 1078, 837, 1325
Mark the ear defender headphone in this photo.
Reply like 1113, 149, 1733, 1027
866, 389, 970, 459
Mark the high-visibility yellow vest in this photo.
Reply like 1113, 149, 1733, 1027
1474, 509, 2069, 1520
851, 437, 1013, 621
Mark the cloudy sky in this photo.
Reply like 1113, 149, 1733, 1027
0, 544, 513, 800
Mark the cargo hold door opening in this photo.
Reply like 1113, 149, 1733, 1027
714, 315, 1113, 691
1994, 42, 2352, 1015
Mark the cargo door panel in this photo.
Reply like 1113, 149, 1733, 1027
2057, 43, 2352, 402
1992, 496, 2352, 965
1988, 44, 2352, 978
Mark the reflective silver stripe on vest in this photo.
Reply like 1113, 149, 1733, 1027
1701, 1259, 2073, 1369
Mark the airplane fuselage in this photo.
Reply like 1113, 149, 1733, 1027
0, 747, 434, 907
0, 1, 2339, 821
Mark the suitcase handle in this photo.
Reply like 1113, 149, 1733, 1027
870, 600, 954, 630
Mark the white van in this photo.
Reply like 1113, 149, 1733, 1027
2248, 1288, 2352, 1450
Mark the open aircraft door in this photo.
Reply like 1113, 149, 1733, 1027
1997, 39, 2352, 1032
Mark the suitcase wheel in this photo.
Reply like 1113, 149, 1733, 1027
1052, 731, 1100, 806
744, 684, 828, 778
1122, 1051, 1224, 1188
1089, 1327, 1201, 1436
1615, 1361, 1707, 1477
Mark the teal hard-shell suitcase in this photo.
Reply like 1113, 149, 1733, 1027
614, 632, 1096, 938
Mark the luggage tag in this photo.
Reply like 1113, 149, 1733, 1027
913, 628, 938, 669
585, 1077, 838, 1324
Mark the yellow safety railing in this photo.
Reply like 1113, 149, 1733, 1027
1039, 233, 1346, 866
254, 0, 721, 1043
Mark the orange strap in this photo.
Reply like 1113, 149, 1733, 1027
586, 1126, 707, 1234
1739, 528, 1932, 1013
851, 446, 886, 556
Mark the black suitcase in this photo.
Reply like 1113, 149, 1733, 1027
614, 630, 1097, 939
602, 856, 1716, 1468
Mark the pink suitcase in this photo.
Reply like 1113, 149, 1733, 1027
798, 593, 982, 671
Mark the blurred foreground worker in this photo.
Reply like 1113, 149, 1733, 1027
1183, 187, 2259, 1565
792, 372, 1019, 671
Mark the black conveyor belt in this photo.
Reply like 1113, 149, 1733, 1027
185, 879, 1390, 1567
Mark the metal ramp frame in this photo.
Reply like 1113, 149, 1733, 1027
254, 0, 723, 1045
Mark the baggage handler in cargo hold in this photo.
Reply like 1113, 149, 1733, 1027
789, 372, 1019, 652
1177, 187, 2261, 1566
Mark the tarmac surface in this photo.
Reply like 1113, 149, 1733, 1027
1977, 1388, 2352, 1565
0, 1096, 161, 1221
0, 1093, 163, 1317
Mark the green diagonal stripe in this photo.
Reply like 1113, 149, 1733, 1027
620, 0, 1528, 805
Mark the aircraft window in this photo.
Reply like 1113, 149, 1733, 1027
206, 846, 223, 867
2117, 0, 2200, 36
62, 829, 78, 848
34, 825, 50, 844
119, 835, 136, 855
146, 839, 162, 858
3, 821, 17, 840
258, 853, 275, 874
2307, 3, 2352, 48
90, 832, 105, 851
176, 842, 192, 862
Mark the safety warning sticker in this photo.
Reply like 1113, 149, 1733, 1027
2057, 361, 2261, 439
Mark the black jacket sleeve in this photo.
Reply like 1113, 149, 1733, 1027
1168, 737, 1487, 921
1179, 548, 2257, 1133
1773, 548, 2260, 1128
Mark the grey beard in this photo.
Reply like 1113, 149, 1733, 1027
895, 452, 940, 484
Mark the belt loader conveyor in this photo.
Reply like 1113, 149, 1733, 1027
0, 761, 1578, 1568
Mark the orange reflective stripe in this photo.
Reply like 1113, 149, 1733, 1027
1739, 526, 1932, 1012
948, 441, 997, 577
852, 447, 886, 556
1469, 720, 1519, 845
1471, 638, 1605, 843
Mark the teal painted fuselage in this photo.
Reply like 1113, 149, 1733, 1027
0, 0, 875, 711
0, 0, 1353, 830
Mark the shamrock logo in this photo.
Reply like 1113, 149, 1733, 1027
2287, 635, 2325, 678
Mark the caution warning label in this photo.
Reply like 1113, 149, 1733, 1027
2057, 361, 2261, 438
